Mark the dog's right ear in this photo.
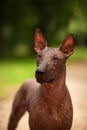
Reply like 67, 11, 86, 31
34, 28, 47, 53
59, 34, 74, 58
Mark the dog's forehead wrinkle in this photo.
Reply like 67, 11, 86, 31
42, 47, 64, 59
43, 48, 56, 55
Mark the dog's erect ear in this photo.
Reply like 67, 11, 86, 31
59, 34, 74, 57
34, 28, 47, 53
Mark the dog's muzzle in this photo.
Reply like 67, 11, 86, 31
35, 67, 55, 84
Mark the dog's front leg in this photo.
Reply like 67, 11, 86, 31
7, 87, 27, 130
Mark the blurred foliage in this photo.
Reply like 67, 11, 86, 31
0, 0, 87, 58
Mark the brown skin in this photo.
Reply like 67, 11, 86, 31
8, 28, 74, 130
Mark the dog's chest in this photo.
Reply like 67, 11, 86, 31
27, 87, 73, 130
29, 98, 62, 130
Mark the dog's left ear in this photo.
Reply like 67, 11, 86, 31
34, 28, 47, 53
59, 34, 74, 57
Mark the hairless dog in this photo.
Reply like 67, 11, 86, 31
8, 28, 74, 130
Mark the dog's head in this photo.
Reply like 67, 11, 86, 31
34, 28, 74, 84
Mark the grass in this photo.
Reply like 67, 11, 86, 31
0, 47, 87, 98
0, 58, 36, 98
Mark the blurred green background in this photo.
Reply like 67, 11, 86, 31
0, 0, 87, 98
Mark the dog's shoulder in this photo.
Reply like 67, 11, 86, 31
20, 79, 40, 93
15, 79, 40, 105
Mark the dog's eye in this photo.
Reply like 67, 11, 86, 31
53, 56, 58, 61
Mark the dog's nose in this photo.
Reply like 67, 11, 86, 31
36, 68, 45, 75
36, 62, 46, 76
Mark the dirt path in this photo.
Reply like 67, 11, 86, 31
0, 61, 87, 130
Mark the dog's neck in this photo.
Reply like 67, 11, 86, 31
40, 69, 66, 104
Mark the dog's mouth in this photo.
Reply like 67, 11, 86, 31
36, 77, 55, 84
35, 69, 55, 84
